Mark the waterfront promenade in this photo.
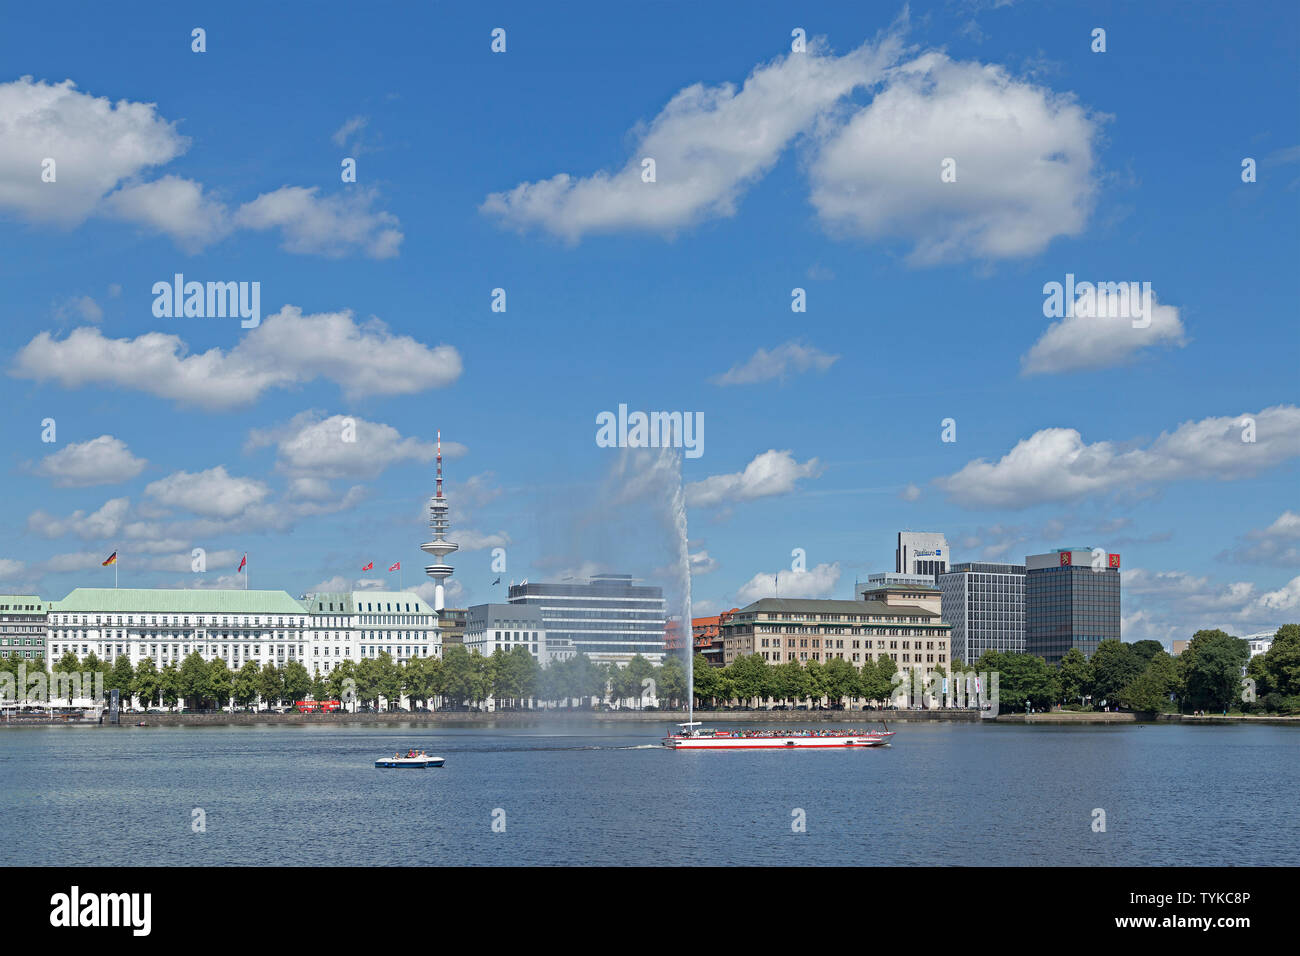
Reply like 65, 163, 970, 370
7, 709, 1298, 727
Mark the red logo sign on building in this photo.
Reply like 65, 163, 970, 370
1108, 553, 1121, 568
1059, 552, 1072, 566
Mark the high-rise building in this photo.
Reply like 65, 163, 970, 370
507, 573, 666, 665
896, 531, 950, 578
420, 430, 457, 611
1025, 549, 1121, 664
937, 562, 1026, 664
0, 595, 48, 661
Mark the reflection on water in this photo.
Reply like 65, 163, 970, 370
1, 722, 1295, 866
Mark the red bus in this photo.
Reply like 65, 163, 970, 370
294, 700, 341, 713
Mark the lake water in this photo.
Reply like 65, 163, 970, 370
2, 721, 1296, 866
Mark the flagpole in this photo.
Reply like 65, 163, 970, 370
115, 549, 118, 589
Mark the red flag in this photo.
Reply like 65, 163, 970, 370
362, 561, 374, 571
238, 553, 247, 572
388, 562, 400, 572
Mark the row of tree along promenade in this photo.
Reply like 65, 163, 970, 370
5, 625, 1298, 722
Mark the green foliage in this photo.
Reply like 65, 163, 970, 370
1119, 651, 1178, 713
1179, 629, 1249, 712
1090, 640, 1143, 705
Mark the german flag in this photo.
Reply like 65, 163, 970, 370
102, 551, 117, 566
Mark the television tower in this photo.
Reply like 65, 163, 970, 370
421, 430, 458, 610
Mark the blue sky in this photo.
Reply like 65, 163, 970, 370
1, 0, 1297, 647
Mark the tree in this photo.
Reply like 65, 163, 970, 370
234, 660, 261, 709
106, 656, 134, 707
1057, 648, 1094, 704
624, 654, 655, 709
134, 657, 160, 709
822, 658, 858, 708
1130, 640, 1164, 666
1090, 640, 1142, 707
1179, 630, 1249, 712
159, 663, 181, 711
975, 650, 1059, 711
1119, 651, 1178, 713
179, 652, 211, 710
51, 650, 81, 705
728, 654, 771, 708
1253, 624, 1300, 708
258, 662, 285, 710
657, 656, 686, 709
282, 660, 312, 705
208, 659, 234, 708
773, 659, 808, 706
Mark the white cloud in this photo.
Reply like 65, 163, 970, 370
145, 466, 271, 519
809, 52, 1102, 263
332, 115, 369, 148
103, 175, 232, 251
54, 295, 104, 323
481, 34, 902, 241
234, 186, 402, 259
32, 435, 145, 487
936, 405, 1300, 509
247, 411, 438, 479
457, 530, 511, 552
736, 562, 841, 604
711, 341, 839, 385
11, 305, 462, 409
1021, 286, 1186, 375
690, 550, 719, 575
1221, 510, 1300, 566
0, 77, 185, 224
0, 558, 27, 581
686, 449, 821, 508
899, 483, 922, 502
27, 497, 131, 539
0, 77, 401, 257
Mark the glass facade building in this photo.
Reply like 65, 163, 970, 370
1025, 550, 1121, 664
507, 574, 666, 664
937, 563, 1025, 664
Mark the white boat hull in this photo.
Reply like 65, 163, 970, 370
375, 756, 445, 767
663, 733, 893, 750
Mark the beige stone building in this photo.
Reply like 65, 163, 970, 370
720, 585, 949, 670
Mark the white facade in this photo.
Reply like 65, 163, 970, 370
896, 531, 950, 578
302, 590, 442, 675
45, 589, 311, 672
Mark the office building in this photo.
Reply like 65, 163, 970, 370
937, 562, 1026, 664
0, 595, 48, 661
692, 609, 737, 668
465, 603, 556, 662
1025, 549, 1121, 664
508, 573, 666, 665
896, 531, 950, 578
720, 592, 949, 670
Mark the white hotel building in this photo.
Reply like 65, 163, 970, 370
43, 587, 440, 677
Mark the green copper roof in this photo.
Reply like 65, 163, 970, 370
51, 588, 308, 614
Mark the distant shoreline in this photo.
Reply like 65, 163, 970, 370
5, 710, 1298, 728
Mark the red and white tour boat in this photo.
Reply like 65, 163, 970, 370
661, 721, 894, 750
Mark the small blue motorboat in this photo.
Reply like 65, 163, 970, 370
375, 753, 445, 768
